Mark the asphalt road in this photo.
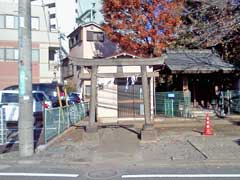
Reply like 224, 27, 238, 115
0, 163, 240, 180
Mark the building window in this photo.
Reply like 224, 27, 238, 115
50, 24, 56, 30
69, 38, 73, 48
85, 85, 91, 98
49, 49, 55, 61
31, 17, 39, 30
0, 48, 4, 59
6, 15, 18, 29
32, 49, 39, 62
47, 2, 56, 8
0, 15, 4, 28
49, 47, 59, 61
5, 48, 18, 60
87, 31, 104, 42
49, 14, 56, 18
1, 15, 39, 30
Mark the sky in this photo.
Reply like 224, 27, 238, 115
54, 0, 76, 37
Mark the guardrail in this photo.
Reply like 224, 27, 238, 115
44, 102, 89, 143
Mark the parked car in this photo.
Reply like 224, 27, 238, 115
4, 82, 65, 107
32, 90, 52, 110
0, 90, 52, 122
67, 92, 82, 105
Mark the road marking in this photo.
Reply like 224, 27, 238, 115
122, 174, 240, 178
0, 173, 79, 178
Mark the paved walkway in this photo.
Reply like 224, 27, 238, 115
0, 116, 240, 167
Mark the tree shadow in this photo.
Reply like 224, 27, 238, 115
234, 139, 240, 145
192, 129, 203, 135
34, 127, 44, 149
231, 121, 240, 126
99, 124, 141, 139
1, 138, 18, 154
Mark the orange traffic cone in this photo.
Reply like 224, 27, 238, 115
203, 113, 213, 135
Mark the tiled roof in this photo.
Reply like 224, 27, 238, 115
165, 49, 235, 73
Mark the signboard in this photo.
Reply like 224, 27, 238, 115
19, 68, 26, 96
168, 93, 175, 98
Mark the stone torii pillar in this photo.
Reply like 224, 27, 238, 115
140, 65, 157, 141
86, 65, 98, 132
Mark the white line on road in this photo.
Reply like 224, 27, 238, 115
0, 173, 79, 178
122, 174, 240, 178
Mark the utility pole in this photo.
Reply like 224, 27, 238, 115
18, 0, 34, 157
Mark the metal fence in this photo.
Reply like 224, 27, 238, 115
44, 102, 89, 143
155, 90, 240, 118
222, 90, 240, 114
155, 91, 191, 118
0, 107, 6, 145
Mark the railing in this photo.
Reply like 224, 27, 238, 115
44, 102, 89, 143
0, 107, 7, 145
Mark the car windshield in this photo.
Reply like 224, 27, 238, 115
69, 93, 79, 98
33, 84, 64, 97
5, 83, 64, 98
33, 92, 50, 102
2, 93, 18, 103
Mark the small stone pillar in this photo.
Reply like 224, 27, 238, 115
86, 65, 98, 133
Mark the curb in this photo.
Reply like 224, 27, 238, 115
1, 158, 240, 168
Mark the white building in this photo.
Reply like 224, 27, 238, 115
32, 0, 76, 51
0, 0, 61, 89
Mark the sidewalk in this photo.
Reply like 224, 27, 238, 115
0, 117, 240, 167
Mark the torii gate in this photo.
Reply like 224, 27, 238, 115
66, 56, 165, 140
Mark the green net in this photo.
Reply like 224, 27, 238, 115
155, 91, 191, 117
44, 102, 89, 143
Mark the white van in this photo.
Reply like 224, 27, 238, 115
0, 90, 52, 122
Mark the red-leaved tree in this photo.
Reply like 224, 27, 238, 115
102, 0, 184, 57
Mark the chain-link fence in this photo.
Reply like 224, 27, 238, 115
155, 91, 191, 118
44, 102, 89, 143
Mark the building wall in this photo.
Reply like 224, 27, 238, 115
82, 24, 103, 59
69, 42, 84, 59
69, 23, 117, 59
0, 0, 60, 89
0, 62, 40, 89
97, 82, 118, 119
